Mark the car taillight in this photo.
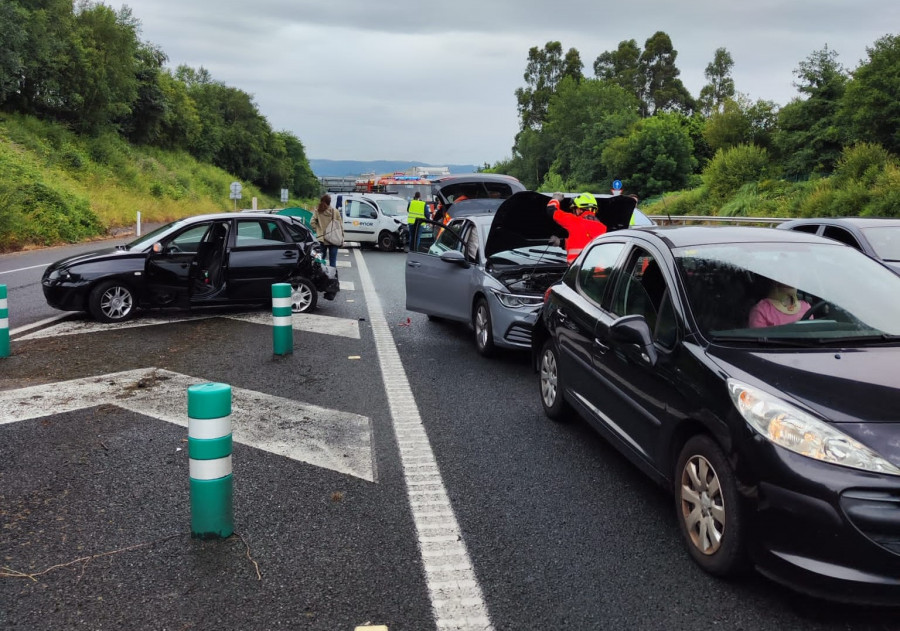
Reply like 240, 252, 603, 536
543, 287, 553, 303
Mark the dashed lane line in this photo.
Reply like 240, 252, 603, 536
353, 248, 494, 630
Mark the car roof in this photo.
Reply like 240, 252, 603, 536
432, 173, 523, 186
780, 217, 900, 229
621, 225, 838, 249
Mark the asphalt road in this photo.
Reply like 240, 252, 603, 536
1, 243, 899, 630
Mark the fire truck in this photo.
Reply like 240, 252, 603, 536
354, 173, 434, 201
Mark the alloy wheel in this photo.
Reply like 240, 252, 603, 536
291, 280, 314, 312
100, 285, 133, 321
680, 454, 726, 555
540, 348, 558, 408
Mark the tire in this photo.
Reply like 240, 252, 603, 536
290, 278, 318, 313
473, 298, 496, 357
378, 231, 396, 251
539, 339, 570, 421
88, 280, 136, 323
675, 435, 747, 577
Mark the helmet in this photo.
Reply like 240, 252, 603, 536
573, 193, 598, 210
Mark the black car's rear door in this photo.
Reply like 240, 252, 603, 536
226, 218, 301, 300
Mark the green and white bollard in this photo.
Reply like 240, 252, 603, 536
272, 282, 293, 355
0, 285, 9, 358
188, 383, 234, 539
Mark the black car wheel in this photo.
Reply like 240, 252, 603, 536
88, 280, 136, 323
378, 231, 397, 251
473, 298, 495, 357
675, 435, 746, 576
539, 339, 570, 421
290, 278, 317, 313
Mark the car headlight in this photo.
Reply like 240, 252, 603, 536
490, 289, 543, 309
47, 269, 75, 282
728, 379, 900, 476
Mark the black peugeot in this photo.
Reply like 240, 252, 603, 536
531, 225, 900, 604
42, 212, 340, 322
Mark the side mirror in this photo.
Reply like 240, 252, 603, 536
152, 242, 163, 254
369, 210, 378, 219
439, 249, 469, 268
609, 314, 657, 366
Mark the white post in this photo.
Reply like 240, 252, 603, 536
137, 211, 142, 236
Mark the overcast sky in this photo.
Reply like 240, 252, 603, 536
119, 0, 897, 166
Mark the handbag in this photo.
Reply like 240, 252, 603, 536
322, 215, 343, 246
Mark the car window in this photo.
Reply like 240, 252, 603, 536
789, 224, 820, 235
860, 226, 900, 261
235, 219, 290, 246
169, 224, 211, 253
283, 220, 312, 243
347, 200, 376, 219
577, 242, 626, 305
822, 226, 861, 250
611, 248, 667, 335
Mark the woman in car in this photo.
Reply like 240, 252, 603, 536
748, 280, 811, 327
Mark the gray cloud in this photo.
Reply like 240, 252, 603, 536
123, 0, 899, 165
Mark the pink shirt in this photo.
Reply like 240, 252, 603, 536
748, 298, 811, 328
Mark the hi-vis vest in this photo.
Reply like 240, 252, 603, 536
407, 199, 427, 224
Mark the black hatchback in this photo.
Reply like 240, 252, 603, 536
532, 225, 900, 604
42, 212, 340, 322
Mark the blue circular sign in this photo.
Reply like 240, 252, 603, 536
612, 179, 623, 190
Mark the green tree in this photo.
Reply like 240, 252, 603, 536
600, 113, 696, 198
639, 31, 695, 117
541, 76, 640, 187
703, 143, 771, 202
593, 39, 642, 103
279, 131, 320, 197
698, 47, 735, 116
154, 70, 201, 149
839, 34, 900, 155
774, 46, 848, 178
0, 1, 27, 103
514, 41, 584, 131
121, 42, 168, 144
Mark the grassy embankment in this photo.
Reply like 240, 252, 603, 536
0, 113, 318, 253
641, 142, 900, 220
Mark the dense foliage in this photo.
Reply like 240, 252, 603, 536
492, 32, 900, 219
0, 0, 320, 200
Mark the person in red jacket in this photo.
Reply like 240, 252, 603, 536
547, 193, 607, 263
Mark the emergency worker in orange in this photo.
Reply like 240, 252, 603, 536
547, 193, 607, 263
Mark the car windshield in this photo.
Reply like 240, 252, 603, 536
379, 199, 409, 217
861, 226, 900, 262
123, 219, 186, 251
674, 241, 900, 342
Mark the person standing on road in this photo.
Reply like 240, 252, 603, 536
311, 193, 344, 267
547, 193, 608, 264
406, 191, 427, 243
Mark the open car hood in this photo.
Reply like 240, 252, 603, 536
484, 191, 638, 258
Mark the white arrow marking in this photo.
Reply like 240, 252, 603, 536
0, 368, 374, 482
15, 311, 360, 341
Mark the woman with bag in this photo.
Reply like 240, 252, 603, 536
310, 194, 344, 267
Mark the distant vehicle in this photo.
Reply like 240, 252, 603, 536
533, 225, 900, 604
777, 217, 900, 274
42, 212, 339, 322
338, 193, 409, 251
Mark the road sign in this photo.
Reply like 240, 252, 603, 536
612, 179, 623, 190
229, 181, 242, 200
281, 188, 289, 203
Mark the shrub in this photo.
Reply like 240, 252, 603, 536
831, 143, 894, 188
702, 144, 771, 202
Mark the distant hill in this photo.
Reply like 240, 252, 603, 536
310, 159, 479, 177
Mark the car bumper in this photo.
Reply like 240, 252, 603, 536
743, 446, 900, 605
42, 280, 90, 312
486, 295, 541, 350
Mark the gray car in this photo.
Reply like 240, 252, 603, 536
405, 191, 571, 357
777, 217, 900, 274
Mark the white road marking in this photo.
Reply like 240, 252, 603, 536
15, 311, 360, 340
9, 313, 71, 337
353, 248, 494, 630
337, 260, 351, 268
0, 367, 374, 481
340, 280, 355, 291
0, 263, 48, 274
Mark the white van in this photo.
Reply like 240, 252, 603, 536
336, 193, 409, 251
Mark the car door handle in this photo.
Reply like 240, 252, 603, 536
408, 261, 421, 268
283, 251, 297, 258
594, 338, 610, 354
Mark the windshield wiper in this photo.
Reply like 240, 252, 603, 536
708, 335, 821, 347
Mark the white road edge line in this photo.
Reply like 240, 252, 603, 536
353, 248, 494, 631
0, 263, 49, 274
9, 313, 71, 337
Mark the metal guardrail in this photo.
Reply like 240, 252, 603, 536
646, 215, 788, 226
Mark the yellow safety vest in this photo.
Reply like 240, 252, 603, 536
407, 199, 427, 224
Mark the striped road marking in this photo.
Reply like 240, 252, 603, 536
353, 248, 493, 630
0, 367, 374, 481
15, 311, 359, 341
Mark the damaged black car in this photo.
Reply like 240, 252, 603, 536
42, 212, 340, 323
